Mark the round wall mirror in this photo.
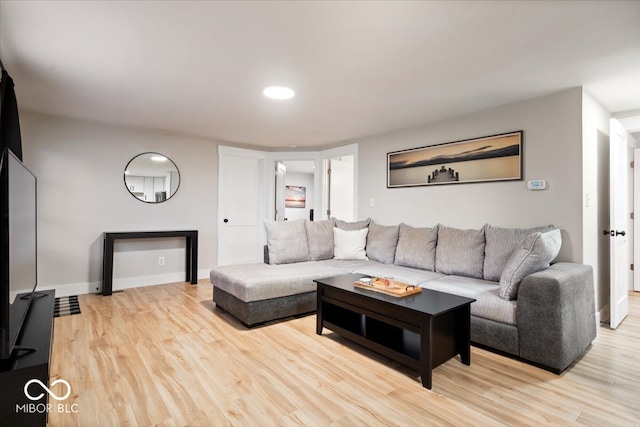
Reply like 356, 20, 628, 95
124, 152, 180, 203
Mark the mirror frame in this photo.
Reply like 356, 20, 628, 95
124, 152, 181, 204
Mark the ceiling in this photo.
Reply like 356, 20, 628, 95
1, 1, 640, 149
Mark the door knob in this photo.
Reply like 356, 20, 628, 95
615, 230, 626, 236
223, 218, 229, 223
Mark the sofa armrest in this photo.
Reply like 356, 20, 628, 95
516, 262, 596, 372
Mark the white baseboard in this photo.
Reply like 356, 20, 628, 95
36, 281, 102, 298
598, 306, 609, 327
112, 272, 189, 291
36, 269, 211, 297
198, 268, 210, 281
114, 269, 211, 291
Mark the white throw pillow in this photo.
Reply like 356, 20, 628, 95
499, 229, 562, 300
333, 227, 369, 260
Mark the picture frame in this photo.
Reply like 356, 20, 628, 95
285, 185, 306, 208
387, 131, 523, 188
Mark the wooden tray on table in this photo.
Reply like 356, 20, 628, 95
354, 277, 422, 298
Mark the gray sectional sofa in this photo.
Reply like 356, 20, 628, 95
210, 218, 596, 373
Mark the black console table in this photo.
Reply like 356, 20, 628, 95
102, 230, 198, 296
0, 290, 55, 426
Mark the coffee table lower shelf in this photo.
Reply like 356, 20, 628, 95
315, 274, 474, 390
322, 320, 420, 371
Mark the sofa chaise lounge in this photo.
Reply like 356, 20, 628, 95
210, 218, 596, 373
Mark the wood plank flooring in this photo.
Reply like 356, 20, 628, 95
48, 281, 640, 426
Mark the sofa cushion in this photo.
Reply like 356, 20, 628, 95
210, 261, 349, 302
483, 224, 556, 281
420, 275, 517, 325
353, 262, 445, 286
366, 222, 399, 264
499, 229, 562, 300
333, 227, 369, 260
317, 258, 377, 272
435, 226, 485, 279
394, 223, 438, 271
264, 219, 309, 265
334, 217, 371, 230
305, 219, 335, 261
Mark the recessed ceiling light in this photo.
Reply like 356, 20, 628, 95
151, 155, 168, 162
263, 85, 295, 100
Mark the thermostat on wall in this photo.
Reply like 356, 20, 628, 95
527, 180, 546, 190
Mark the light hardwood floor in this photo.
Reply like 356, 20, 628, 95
48, 281, 640, 426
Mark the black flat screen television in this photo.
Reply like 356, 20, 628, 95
0, 147, 37, 359
1, 63, 23, 161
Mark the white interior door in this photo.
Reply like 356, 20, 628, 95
218, 151, 262, 265
275, 162, 286, 221
326, 155, 355, 221
609, 118, 629, 328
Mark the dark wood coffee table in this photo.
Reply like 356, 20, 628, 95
315, 273, 475, 389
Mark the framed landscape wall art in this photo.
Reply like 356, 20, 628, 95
285, 185, 306, 208
387, 131, 523, 188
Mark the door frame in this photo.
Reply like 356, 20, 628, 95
267, 152, 322, 223
608, 118, 630, 328
267, 143, 359, 223
635, 148, 640, 292
275, 161, 287, 221
612, 112, 640, 295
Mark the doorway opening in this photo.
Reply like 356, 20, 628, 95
275, 160, 316, 222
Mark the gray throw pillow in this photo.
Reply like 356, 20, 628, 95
394, 223, 438, 271
366, 222, 400, 264
435, 226, 485, 279
264, 219, 309, 265
305, 219, 335, 261
483, 224, 556, 281
333, 217, 371, 230
499, 229, 562, 300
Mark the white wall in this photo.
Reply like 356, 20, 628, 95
356, 88, 584, 263
18, 89, 601, 297
20, 112, 219, 296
